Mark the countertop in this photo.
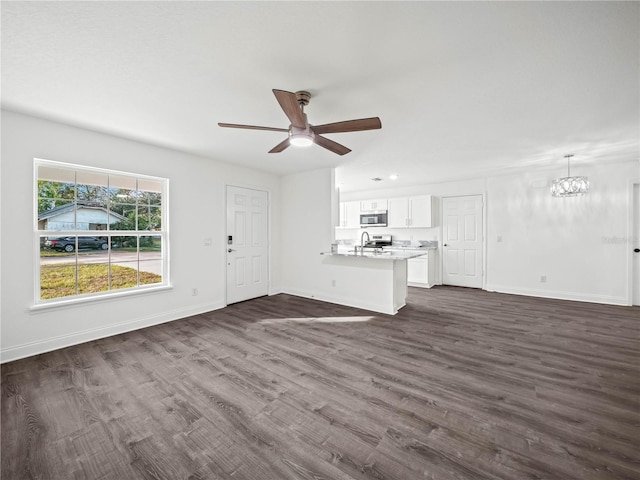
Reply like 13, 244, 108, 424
386, 245, 437, 251
320, 248, 429, 260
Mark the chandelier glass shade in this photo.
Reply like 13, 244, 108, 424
551, 154, 589, 197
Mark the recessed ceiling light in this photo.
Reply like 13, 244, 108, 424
389, 174, 399, 180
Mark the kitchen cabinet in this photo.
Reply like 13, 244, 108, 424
387, 197, 409, 228
407, 252, 435, 288
388, 195, 432, 228
338, 201, 361, 228
360, 199, 388, 212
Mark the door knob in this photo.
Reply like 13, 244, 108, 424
227, 248, 235, 253
444, 244, 448, 247
634, 248, 640, 253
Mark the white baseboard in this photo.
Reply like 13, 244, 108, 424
1, 300, 226, 364
484, 284, 628, 306
281, 287, 397, 315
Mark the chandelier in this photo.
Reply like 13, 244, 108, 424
551, 154, 590, 197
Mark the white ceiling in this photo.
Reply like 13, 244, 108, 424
2, 1, 638, 192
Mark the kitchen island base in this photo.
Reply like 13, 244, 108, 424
319, 254, 408, 315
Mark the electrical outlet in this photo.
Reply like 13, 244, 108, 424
540, 275, 547, 283
497, 235, 502, 243
192, 288, 198, 296
331, 280, 336, 287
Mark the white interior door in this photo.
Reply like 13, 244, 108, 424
226, 186, 269, 305
442, 195, 484, 288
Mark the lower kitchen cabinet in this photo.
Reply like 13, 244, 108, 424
407, 253, 435, 288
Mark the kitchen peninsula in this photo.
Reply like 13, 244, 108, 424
320, 248, 428, 315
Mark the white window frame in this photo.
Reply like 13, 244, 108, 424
33, 158, 170, 307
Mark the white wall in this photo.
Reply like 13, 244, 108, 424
486, 162, 637, 304
1, 110, 281, 362
280, 168, 335, 297
339, 161, 639, 305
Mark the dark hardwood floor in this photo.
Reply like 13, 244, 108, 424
2, 286, 639, 480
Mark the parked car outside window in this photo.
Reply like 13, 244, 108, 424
43, 236, 108, 252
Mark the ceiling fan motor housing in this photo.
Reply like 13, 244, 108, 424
295, 90, 311, 106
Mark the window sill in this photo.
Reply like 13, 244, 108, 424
29, 284, 173, 313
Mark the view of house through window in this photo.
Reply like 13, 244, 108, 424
36, 159, 168, 302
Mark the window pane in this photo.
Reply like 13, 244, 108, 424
138, 178, 162, 194
109, 175, 137, 192
139, 179, 163, 207
38, 201, 76, 231
38, 165, 77, 228
147, 192, 162, 206
76, 235, 110, 294
40, 235, 77, 300
109, 207, 136, 231
76, 170, 108, 213
40, 264, 77, 300
38, 164, 75, 183
139, 235, 162, 285
110, 236, 139, 291
110, 235, 137, 251
138, 206, 161, 230
110, 263, 140, 291
38, 181, 75, 210
77, 263, 109, 295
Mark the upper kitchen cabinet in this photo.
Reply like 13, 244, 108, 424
360, 199, 388, 212
338, 201, 361, 228
388, 195, 433, 228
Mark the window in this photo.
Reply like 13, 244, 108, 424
35, 159, 169, 304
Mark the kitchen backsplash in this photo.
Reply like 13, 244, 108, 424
335, 227, 439, 246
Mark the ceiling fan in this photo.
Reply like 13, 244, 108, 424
218, 89, 382, 156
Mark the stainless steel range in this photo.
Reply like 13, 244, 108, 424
364, 234, 392, 249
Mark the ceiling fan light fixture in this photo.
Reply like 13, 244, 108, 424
289, 126, 314, 147
289, 134, 314, 147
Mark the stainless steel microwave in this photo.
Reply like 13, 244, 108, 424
360, 211, 387, 227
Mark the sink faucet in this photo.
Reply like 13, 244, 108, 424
360, 231, 370, 252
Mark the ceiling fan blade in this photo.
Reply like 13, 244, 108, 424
312, 117, 382, 135
314, 135, 351, 156
272, 89, 306, 129
218, 123, 289, 133
269, 138, 290, 153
